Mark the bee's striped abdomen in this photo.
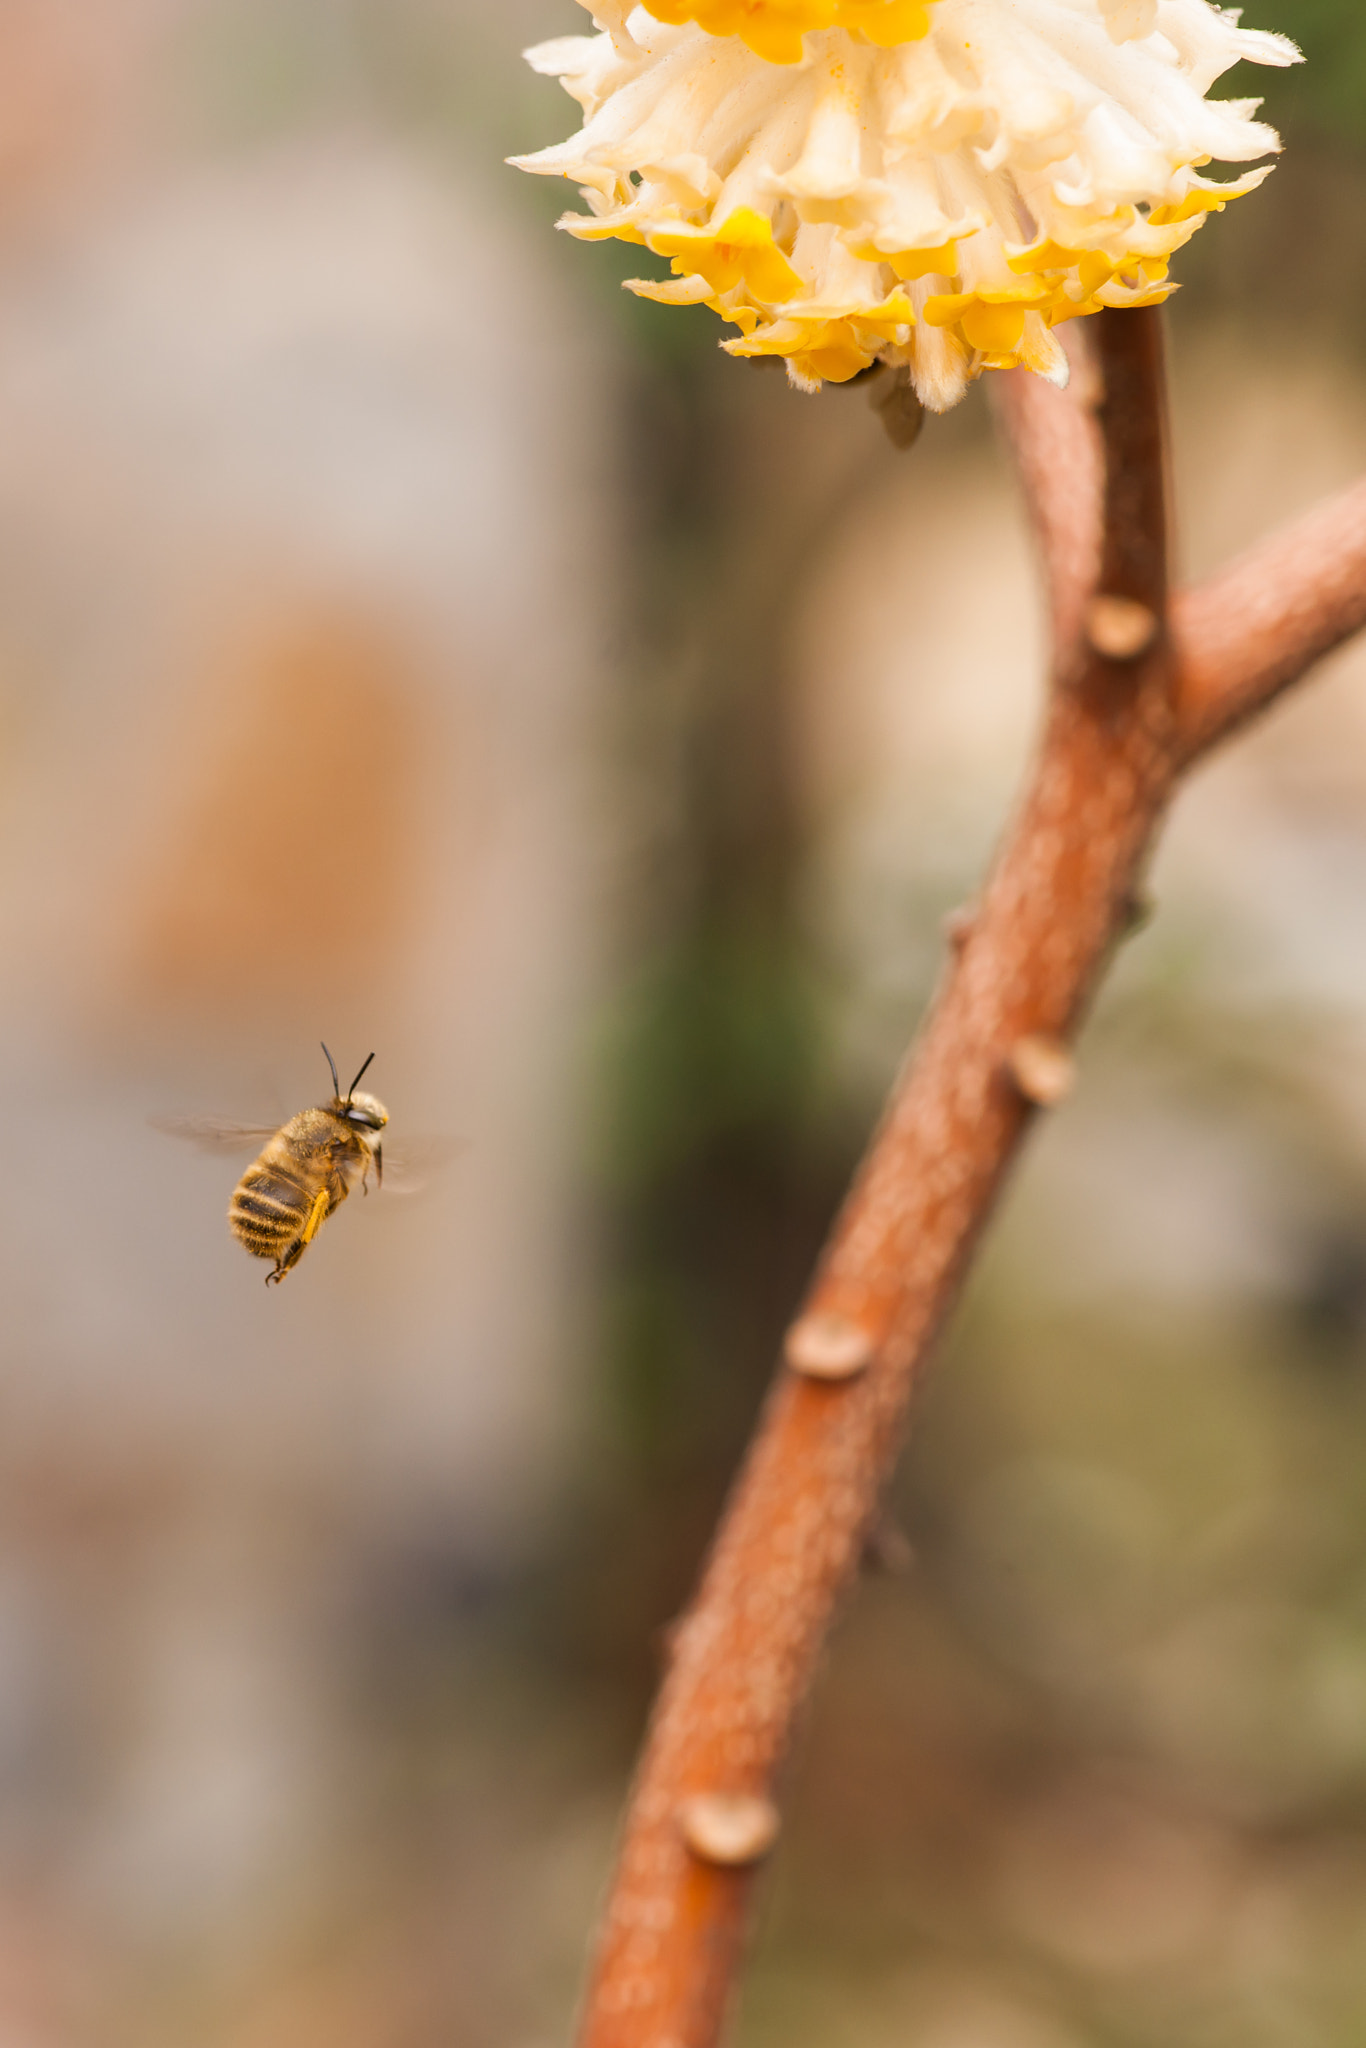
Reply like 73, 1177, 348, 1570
229, 1163, 308, 1261
224, 1106, 366, 1281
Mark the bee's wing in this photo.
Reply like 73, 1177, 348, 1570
377, 1135, 464, 1198
150, 1114, 282, 1155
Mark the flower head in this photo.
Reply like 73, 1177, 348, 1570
513, 1, 1300, 406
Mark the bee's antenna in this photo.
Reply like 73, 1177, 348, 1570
321, 1041, 341, 1100
347, 1052, 376, 1104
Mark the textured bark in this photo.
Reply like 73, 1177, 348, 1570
1175, 473, 1366, 760
575, 308, 1366, 2048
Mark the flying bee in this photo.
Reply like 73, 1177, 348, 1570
227, 1045, 388, 1283
157, 1045, 390, 1284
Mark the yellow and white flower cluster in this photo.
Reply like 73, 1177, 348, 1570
513, 0, 1299, 405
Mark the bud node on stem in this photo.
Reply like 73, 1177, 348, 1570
1086, 592, 1159, 660
1007, 1034, 1077, 1107
679, 1794, 781, 1868
785, 1313, 874, 1381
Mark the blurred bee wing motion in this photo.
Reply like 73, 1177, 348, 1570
149, 1114, 285, 1153
150, 1116, 462, 1190
372, 1136, 465, 1198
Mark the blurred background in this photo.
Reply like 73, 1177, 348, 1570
0, 3, 1365, 2043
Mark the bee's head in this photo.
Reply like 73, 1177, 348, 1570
321, 1044, 388, 1132
344, 1090, 388, 1132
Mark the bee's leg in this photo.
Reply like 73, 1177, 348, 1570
267, 1239, 305, 1283
266, 1196, 327, 1286
299, 1186, 331, 1247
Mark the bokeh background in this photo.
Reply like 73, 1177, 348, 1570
1, 4, 1366, 2043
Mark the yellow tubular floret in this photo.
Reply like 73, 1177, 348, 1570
724, 288, 916, 383
645, 208, 804, 300
586, 191, 1232, 386
642, 0, 937, 64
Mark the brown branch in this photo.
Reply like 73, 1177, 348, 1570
997, 343, 1366, 760
574, 308, 1366, 2048
1175, 474, 1366, 759
990, 343, 1102, 663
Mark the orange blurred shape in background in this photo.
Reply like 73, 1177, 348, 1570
127, 603, 423, 1017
